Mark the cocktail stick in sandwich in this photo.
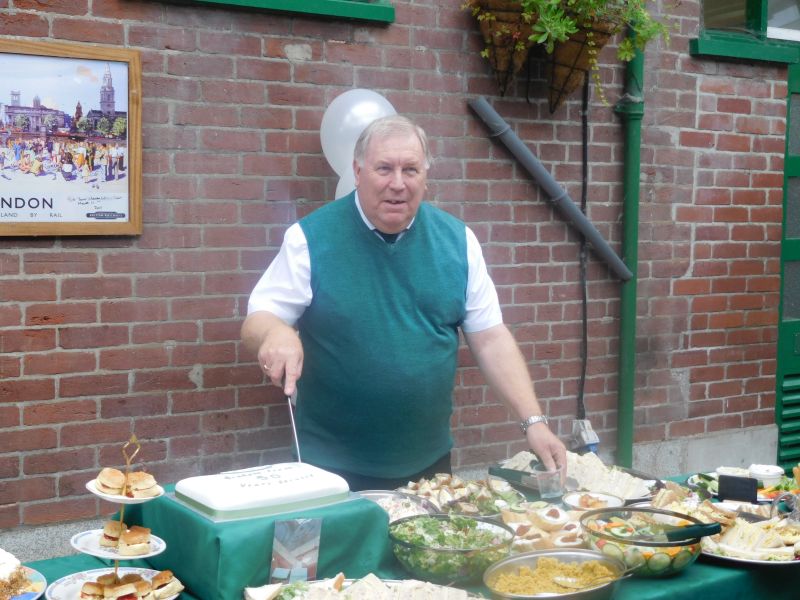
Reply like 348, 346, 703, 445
96, 468, 126, 495
103, 583, 138, 600
150, 571, 184, 600
126, 472, 160, 498
80, 582, 105, 600
99, 520, 127, 548
133, 580, 154, 600
118, 526, 151, 556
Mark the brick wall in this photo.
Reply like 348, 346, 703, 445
0, 0, 783, 527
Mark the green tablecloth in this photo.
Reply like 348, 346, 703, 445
25, 480, 800, 600
121, 486, 399, 600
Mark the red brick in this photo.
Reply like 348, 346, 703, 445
61, 277, 133, 299
0, 328, 55, 352
23, 497, 99, 525
132, 369, 195, 392
0, 476, 55, 504
60, 325, 129, 349
103, 252, 171, 274
0, 280, 56, 302
52, 17, 123, 43
0, 379, 55, 403
100, 299, 169, 323
23, 447, 95, 475
26, 302, 97, 326
99, 347, 170, 370
24, 351, 96, 375
203, 408, 265, 432
59, 374, 128, 398
23, 252, 98, 274
0, 11, 48, 36
100, 394, 169, 418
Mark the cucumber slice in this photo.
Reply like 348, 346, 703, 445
601, 541, 625, 562
623, 547, 646, 570
671, 548, 695, 571
646, 551, 672, 573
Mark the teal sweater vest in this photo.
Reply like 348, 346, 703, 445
296, 194, 468, 477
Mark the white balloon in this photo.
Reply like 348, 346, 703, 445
335, 168, 356, 199
320, 89, 396, 176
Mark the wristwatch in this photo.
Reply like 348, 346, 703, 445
520, 415, 549, 434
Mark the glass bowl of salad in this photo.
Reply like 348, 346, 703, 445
388, 514, 515, 584
579, 507, 706, 578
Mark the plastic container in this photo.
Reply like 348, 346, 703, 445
748, 464, 784, 487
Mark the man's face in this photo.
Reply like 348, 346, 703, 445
353, 131, 427, 234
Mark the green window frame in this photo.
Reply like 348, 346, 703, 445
188, 0, 395, 23
690, 0, 800, 63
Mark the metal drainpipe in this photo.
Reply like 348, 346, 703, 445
612, 43, 645, 468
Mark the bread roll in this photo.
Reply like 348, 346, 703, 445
81, 582, 105, 600
99, 520, 127, 547
103, 583, 137, 600
96, 468, 125, 495
151, 571, 184, 600
127, 472, 159, 498
118, 526, 151, 556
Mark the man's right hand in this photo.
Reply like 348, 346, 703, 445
241, 311, 304, 397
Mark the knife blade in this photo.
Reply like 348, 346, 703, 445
286, 393, 302, 463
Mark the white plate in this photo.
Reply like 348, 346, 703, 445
69, 528, 167, 560
12, 567, 46, 600
562, 490, 625, 511
701, 549, 800, 566
85, 479, 164, 504
45, 568, 180, 600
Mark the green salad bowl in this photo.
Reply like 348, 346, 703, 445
388, 513, 515, 584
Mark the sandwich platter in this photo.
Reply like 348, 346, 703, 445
85, 479, 165, 504
45, 568, 179, 600
69, 529, 167, 560
11, 566, 46, 600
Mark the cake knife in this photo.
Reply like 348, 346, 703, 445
287, 393, 302, 463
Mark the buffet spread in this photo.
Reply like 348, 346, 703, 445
8, 445, 800, 600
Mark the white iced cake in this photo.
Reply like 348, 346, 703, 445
174, 463, 350, 519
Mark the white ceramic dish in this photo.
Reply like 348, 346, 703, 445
69, 528, 167, 560
748, 464, 784, 487
12, 567, 46, 600
85, 479, 164, 504
45, 568, 180, 600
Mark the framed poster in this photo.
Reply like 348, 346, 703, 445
0, 39, 141, 236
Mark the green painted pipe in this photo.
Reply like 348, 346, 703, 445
613, 43, 645, 468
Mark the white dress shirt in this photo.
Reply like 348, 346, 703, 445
247, 194, 503, 332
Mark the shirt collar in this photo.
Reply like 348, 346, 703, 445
353, 191, 415, 234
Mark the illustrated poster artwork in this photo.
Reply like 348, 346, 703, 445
0, 53, 130, 223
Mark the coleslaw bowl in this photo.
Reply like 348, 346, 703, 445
388, 514, 515, 584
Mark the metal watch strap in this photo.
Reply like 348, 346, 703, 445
520, 414, 548, 434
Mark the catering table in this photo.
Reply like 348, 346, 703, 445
24, 482, 798, 600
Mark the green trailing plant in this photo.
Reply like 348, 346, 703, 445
464, 0, 672, 107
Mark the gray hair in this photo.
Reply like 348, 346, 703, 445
353, 115, 432, 169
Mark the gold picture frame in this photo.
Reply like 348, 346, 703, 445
0, 39, 141, 236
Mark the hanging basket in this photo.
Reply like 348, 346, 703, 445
546, 18, 616, 113
472, 0, 536, 96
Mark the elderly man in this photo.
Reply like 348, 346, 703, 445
242, 115, 565, 490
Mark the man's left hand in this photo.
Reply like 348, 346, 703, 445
526, 422, 567, 473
